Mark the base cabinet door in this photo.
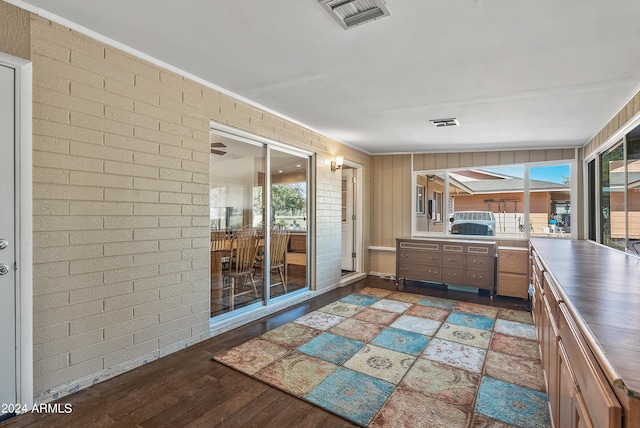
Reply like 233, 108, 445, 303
558, 341, 593, 428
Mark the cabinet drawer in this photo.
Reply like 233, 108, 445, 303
498, 247, 529, 274
497, 272, 528, 299
399, 241, 439, 251
397, 250, 440, 264
465, 269, 493, 287
441, 266, 465, 284
467, 245, 492, 255
558, 304, 622, 428
398, 263, 441, 282
465, 254, 493, 269
442, 243, 464, 253
543, 272, 562, 322
441, 252, 463, 266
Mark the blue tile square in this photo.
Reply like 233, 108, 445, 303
306, 366, 394, 426
476, 376, 551, 428
298, 332, 364, 364
340, 293, 379, 307
371, 327, 430, 355
447, 311, 495, 331
417, 296, 457, 310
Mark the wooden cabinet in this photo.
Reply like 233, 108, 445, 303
496, 246, 529, 298
396, 238, 496, 295
529, 242, 624, 428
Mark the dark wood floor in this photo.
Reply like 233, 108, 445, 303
1, 276, 529, 428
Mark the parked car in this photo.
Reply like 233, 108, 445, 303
450, 211, 496, 236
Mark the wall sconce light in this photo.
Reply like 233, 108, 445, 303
331, 156, 344, 172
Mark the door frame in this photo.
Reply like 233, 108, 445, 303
339, 159, 364, 284
0, 52, 33, 409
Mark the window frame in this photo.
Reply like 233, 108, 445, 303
412, 159, 577, 240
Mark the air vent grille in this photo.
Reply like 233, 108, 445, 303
319, 0, 391, 30
430, 118, 460, 128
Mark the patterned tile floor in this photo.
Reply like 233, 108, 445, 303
214, 287, 551, 427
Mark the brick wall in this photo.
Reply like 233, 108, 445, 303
27, 13, 370, 401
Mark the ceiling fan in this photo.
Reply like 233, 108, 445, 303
211, 142, 227, 156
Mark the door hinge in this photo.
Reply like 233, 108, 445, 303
352, 176, 356, 184
352, 214, 356, 221
352, 252, 356, 258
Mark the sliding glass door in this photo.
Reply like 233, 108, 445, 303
210, 132, 310, 318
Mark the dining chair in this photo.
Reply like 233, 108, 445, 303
222, 228, 260, 310
269, 228, 290, 293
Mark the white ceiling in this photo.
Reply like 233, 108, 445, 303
15, 0, 640, 154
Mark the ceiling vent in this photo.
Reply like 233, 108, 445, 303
319, 0, 391, 30
430, 118, 460, 128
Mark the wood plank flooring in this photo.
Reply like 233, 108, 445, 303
1, 276, 528, 428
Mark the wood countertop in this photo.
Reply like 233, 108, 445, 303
530, 238, 640, 398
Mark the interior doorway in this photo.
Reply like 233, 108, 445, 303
340, 163, 362, 277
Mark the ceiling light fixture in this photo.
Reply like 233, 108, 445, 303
319, 0, 391, 30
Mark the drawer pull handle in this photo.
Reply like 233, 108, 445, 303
448, 257, 457, 262
400, 254, 409, 258
472, 275, 483, 280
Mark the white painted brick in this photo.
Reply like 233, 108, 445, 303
105, 133, 159, 155
104, 160, 159, 179
104, 288, 159, 312
33, 151, 103, 173
34, 328, 103, 360
70, 229, 133, 245
70, 171, 133, 188
34, 323, 69, 344
34, 215, 103, 232
103, 339, 158, 368
103, 314, 159, 340
69, 307, 133, 336
35, 358, 103, 393
104, 240, 158, 257
34, 354, 69, 379
34, 244, 103, 264
103, 264, 159, 284
133, 203, 182, 216
133, 272, 181, 293
70, 255, 133, 275
105, 188, 158, 203
36, 272, 103, 295
133, 250, 182, 267
70, 334, 133, 365
103, 215, 158, 229
34, 291, 70, 312
70, 201, 133, 216
133, 227, 181, 241
133, 177, 182, 192
69, 281, 134, 305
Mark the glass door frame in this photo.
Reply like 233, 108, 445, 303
209, 123, 313, 319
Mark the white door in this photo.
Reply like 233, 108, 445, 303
341, 168, 355, 271
0, 64, 16, 414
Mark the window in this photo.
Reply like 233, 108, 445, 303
413, 163, 573, 239
591, 123, 640, 254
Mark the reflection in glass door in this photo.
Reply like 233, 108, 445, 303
600, 141, 625, 250
210, 134, 310, 317
626, 127, 640, 254
268, 148, 308, 301
210, 136, 265, 317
